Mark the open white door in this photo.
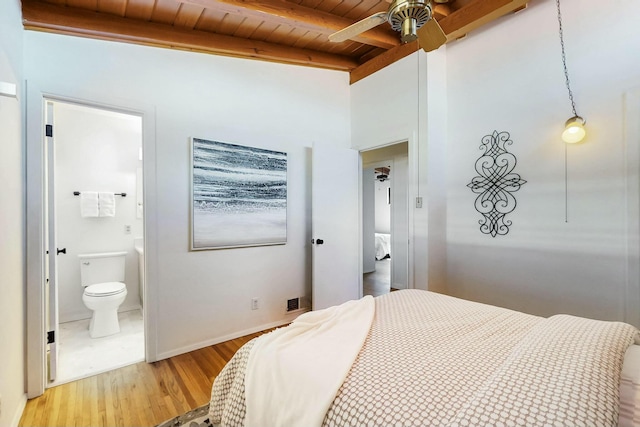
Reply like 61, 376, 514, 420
312, 143, 360, 310
45, 100, 59, 382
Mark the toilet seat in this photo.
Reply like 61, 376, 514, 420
84, 281, 127, 297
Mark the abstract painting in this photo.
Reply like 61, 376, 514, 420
190, 138, 287, 250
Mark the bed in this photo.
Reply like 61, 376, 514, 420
375, 233, 391, 260
210, 289, 640, 427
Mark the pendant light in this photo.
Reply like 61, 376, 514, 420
556, 0, 585, 143
562, 115, 586, 143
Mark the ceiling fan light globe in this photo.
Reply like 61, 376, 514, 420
562, 116, 586, 143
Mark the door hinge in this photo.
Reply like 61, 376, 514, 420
47, 330, 55, 344
45, 124, 53, 137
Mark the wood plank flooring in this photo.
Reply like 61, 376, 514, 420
19, 330, 269, 427
363, 258, 391, 297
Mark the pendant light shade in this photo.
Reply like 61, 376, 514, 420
561, 115, 586, 143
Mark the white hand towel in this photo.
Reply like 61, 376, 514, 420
98, 192, 116, 217
80, 191, 99, 217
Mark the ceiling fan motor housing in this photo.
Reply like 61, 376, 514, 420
388, 0, 432, 43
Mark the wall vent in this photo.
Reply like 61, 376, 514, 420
287, 297, 300, 312
286, 296, 310, 313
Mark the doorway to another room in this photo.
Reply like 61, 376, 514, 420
45, 100, 145, 387
362, 142, 409, 297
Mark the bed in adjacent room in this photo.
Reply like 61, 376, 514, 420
209, 289, 640, 427
374, 232, 390, 260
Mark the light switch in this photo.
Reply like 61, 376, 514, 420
0, 81, 17, 98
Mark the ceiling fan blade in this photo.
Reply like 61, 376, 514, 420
416, 18, 447, 52
329, 12, 388, 43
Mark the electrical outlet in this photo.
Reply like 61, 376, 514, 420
124, 225, 131, 234
251, 298, 259, 310
416, 197, 423, 208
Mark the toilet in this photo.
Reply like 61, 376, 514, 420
78, 251, 128, 338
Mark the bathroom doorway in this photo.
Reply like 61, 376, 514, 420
45, 99, 145, 387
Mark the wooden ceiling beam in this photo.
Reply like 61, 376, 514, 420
439, 0, 528, 42
21, 0, 360, 71
349, 40, 418, 84
179, 0, 400, 49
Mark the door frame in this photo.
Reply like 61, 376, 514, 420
359, 137, 415, 292
44, 100, 59, 382
25, 85, 158, 397
624, 86, 640, 327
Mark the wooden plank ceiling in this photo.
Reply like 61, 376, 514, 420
21, 0, 528, 83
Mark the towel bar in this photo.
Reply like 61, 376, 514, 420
73, 191, 127, 197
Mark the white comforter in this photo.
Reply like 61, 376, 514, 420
244, 296, 374, 427
210, 290, 639, 427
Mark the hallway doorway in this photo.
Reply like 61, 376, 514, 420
361, 142, 409, 297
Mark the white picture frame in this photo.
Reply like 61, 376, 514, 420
190, 137, 287, 250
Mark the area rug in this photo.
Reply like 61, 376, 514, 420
156, 403, 212, 427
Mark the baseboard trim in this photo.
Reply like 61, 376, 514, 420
155, 319, 292, 361
10, 393, 27, 427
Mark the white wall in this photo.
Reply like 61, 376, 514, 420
445, 0, 640, 323
0, 0, 26, 424
351, 55, 419, 149
24, 32, 351, 359
352, 52, 447, 292
54, 102, 143, 322
350, 0, 640, 324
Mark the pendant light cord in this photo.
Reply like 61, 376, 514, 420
565, 143, 568, 223
557, 0, 574, 223
556, 0, 578, 117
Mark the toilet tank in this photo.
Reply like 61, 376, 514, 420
78, 251, 127, 286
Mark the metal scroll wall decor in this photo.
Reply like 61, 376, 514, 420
467, 131, 527, 237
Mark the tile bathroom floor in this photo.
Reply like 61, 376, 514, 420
49, 309, 144, 387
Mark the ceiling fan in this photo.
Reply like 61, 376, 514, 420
328, 0, 448, 52
375, 166, 390, 181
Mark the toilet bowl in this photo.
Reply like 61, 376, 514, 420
78, 251, 129, 338
82, 282, 128, 338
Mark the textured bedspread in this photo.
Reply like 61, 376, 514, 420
210, 290, 639, 427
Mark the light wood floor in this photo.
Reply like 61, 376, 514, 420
363, 258, 391, 297
19, 329, 268, 427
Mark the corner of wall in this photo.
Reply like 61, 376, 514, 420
9, 395, 27, 427
0, 0, 26, 424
